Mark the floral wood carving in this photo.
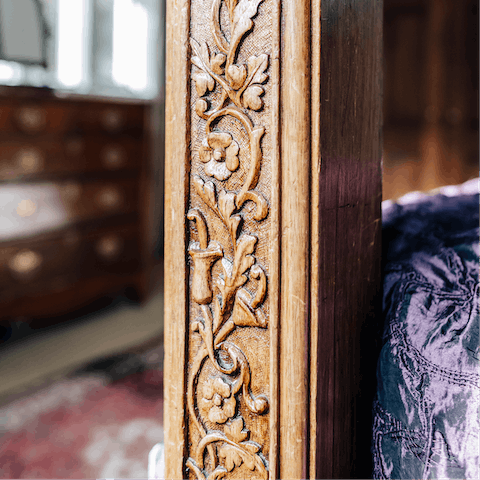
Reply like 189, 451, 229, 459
187, 0, 270, 478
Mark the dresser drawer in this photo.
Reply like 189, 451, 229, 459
62, 178, 139, 220
79, 224, 141, 279
0, 136, 143, 180
67, 136, 143, 172
0, 179, 139, 242
0, 140, 60, 179
77, 103, 145, 134
0, 102, 76, 135
0, 230, 81, 300
0, 100, 145, 136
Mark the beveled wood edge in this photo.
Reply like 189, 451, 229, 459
163, 0, 190, 478
309, 0, 321, 477
163, 1, 320, 478
279, 1, 312, 479
269, 0, 281, 479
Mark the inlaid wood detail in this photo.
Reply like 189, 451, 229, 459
186, 1, 271, 478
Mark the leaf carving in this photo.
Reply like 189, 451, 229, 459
218, 190, 242, 242
225, 417, 249, 443
218, 190, 236, 221
196, 99, 209, 117
191, 39, 210, 70
221, 257, 233, 283
232, 288, 267, 328
211, 53, 227, 75
193, 72, 215, 97
242, 441, 260, 454
230, 0, 264, 56
225, 0, 239, 13
226, 234, 257, 289
208, 466, 228, 480
218, 445, 244, 472
243, 85, 264, 111
194, 176, 217, 211
247, 54, 269, 85
229, 215, 242, 242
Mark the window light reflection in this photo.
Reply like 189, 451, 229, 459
112, 0, 148, 91
56, 0, 89, 88
0, 184, 68, 241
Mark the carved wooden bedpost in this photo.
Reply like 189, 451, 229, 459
164, 0, 383, 478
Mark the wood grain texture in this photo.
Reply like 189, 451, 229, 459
268, 1, 281, 479
163, 1, 383, 478
314, 0, 383, 478
279, 0, 311, 478
163, 0, 190, 478
309, 0, 321, 477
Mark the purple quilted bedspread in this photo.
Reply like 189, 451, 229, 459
372, 180, 479, 479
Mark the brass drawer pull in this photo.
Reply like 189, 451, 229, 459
101, 109, 124, 132
16, 107, 46, 133
97, 186, 122, 209
16, 199, 37, 218
15, 148, 44, 173
95, 235, 123, 259
8, 250, 43, 275
65, 138, 84, 156
61, 181, 82, 201
102, 145, 126, 169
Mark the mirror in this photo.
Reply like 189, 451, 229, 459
0, 0, 50, 66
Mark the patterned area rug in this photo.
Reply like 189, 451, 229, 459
0, 368, 163, 478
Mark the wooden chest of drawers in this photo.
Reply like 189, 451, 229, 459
0, 87, 153, 322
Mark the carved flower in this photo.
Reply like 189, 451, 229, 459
199, 132, 239, 181
201, 377, 236, 424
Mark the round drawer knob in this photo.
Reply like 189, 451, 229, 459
95, 235, 123, 259
63, 230, 80, 245
16, 107, 46, 133
102, 145, 125, 169
101, 109, 124, 132
16, 148, 43, 173
65, 138, 84, 156
16, 199, 37, 218
61, 182, 82, 200
9, 250, 43, 275
97, 187, 122, 209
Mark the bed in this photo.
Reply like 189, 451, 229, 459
372, 178, 479, 479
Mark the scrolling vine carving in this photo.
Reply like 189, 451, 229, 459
187, 0, 270, 478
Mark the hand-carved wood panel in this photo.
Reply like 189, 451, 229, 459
164, 0, 383, 478
186, 1, 274, 478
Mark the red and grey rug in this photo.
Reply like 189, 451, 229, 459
0, 367, 163, 478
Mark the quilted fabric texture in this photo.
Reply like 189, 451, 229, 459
373, 182, 479, 479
